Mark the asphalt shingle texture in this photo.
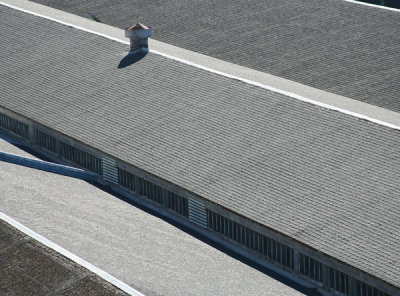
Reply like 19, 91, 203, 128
1, 6, 400, 289
29, 0, 400, 112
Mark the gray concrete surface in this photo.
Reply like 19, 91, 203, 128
0, 137, 310, 296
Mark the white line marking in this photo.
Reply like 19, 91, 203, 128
151, 49, 400, 131
0, 212, 145, 296
343, 0, 400, 12
1, 1, 400, 131
0, 2, 129, 45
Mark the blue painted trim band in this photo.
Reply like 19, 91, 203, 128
0, 151, 98, 181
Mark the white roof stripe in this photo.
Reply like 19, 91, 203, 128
343, 0, 400, 12
2, 0, 400, 132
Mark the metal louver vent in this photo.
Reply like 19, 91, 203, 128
102, 156, 118, 184
188, 197, 207, 228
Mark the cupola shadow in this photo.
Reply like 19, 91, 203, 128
117, 51, 148, 69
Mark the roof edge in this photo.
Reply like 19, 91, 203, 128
2, 0, 400, 131
343, 0, 400, 12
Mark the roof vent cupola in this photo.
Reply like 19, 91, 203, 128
125, 23, 152, 53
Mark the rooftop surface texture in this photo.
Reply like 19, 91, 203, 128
0, 137, 309, 296
29, 0, 400, 112
1, 5, 400, 290
0, 220, 129, 296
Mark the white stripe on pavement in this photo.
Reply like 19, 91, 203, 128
0, 212, 146, 296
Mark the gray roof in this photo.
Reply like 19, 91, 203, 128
1, 6, 400, 289
30, 0, 400, 112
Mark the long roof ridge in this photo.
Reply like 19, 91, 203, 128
1, 0, 400, 132
2, 4, 400, 290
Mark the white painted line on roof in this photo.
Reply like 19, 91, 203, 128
344, 0, 400, 12
0, 212, 145, 296
0, 2, 129, 45
1, 1, 400, 132
151, 48, 400, 131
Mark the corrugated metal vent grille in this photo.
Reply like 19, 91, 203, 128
167, 192, 188, 217
299, 253, 323, 283
0, 113, 29, 139
34, 129, 57, 153
118, 168, 136, 191
60, 142, 102, 174
188, 198, 207, 228
329, 267, 349, 295
138, 177, 163, 204
356, 280, 391, 296
102, 157, 118, 184
207, 210, 294, 269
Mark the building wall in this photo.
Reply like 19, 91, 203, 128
0, 106, 397, 296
